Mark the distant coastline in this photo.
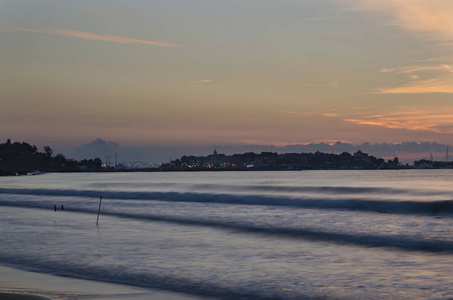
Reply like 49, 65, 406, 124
2, 139, 452, 176
159, 150, 401, 171
158, 149, 453, 171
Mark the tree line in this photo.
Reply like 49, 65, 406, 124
0, 139, 102, 175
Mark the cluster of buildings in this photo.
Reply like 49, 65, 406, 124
413, 159, 453, 169
105, 161, 158, 169
159, 150, 403, 171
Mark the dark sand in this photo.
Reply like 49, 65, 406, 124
0, 293, 51, 300
0, 265, 212, 300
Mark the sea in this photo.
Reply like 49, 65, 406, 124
0, 170, 452, 300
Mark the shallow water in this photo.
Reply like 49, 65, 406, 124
0, 170, 452, 299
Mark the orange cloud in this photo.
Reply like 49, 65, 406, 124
379, 68, 395, 73
398, 65, 449, 74
338, 107, 453, 133
4, 28, 180, 47
312, 139, 352, 145
376, 62, 453, 93
352, 0, 453, 42
378, 78, 453, 94
323, 113, 341, 117
350, 1, 453, 94
375, 63, 453, 94
441, 64, 453, 73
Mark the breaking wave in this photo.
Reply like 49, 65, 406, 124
0, 187, 452, 215
0, 199, 452, 253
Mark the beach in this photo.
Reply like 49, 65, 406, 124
0, 265, 207, 300
0, 294, 50, 300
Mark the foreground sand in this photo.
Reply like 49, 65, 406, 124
0, 293, 51, 300
0, 265, 211, 300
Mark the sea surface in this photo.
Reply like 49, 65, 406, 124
0, 170, 452, 299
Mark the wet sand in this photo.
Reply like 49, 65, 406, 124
0, 264, 150, 300
0, 293, 51, 300
0, 265, 209, 300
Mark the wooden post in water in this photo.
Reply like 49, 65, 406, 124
96, 196, 103, 226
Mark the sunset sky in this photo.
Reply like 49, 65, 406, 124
2, 0, 453, 154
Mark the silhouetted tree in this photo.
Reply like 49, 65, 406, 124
54, 153, 68, 168
0, 140, 104, 174
43, 146, 53, 158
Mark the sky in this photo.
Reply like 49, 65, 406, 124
1, 0, 453, 162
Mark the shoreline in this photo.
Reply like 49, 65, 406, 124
0, 293, 51, 300
0, 265, 211, 300
0, 265, 150, 300
1, 167, 436, 177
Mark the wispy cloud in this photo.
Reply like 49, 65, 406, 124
378, 78, 453, 94
415, 56, 453, 63
4, 28, 180, 47
323, 113, 341, 117
398, 65, 452, 74
236, 139, 315, 147
375, 61, 453, 93
330, 107, 453, 133
441, 64, 453, 73
350, 1, 453, 94
312, 139, 352, 145
351, 0, 453, 42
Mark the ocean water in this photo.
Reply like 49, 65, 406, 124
0, 170, 452, 300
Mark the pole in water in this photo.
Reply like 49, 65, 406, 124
96, 196, 103, 226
